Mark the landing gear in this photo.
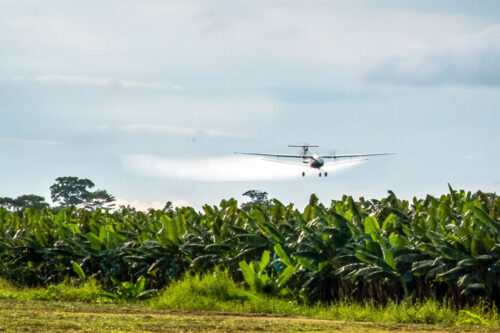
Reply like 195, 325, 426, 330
303, 170, 327, 177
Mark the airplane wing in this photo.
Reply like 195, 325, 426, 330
321, 153, 394, 159
234, 152, 310, 159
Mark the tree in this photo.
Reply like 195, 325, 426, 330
14, 194, 49, 211
163, 201, 174, 215
85, 190, 115, 211
50, 177, 94, 207
0, 197, 15, 210
0, 195, 49, 211
241, 190, 270, 212
50, 176, 115, 210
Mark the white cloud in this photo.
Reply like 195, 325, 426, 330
0, 1, 479, 87
366, 26, 500, 86
114, 197, 191, 211
187, 3, 477, 76
121, 154, 365, 182
11, 75, 180, 90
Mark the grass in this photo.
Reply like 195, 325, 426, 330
0, 272, 499, 330
0, 277, 107, 302
151, 270, 500, 327
1, 299, 499, 333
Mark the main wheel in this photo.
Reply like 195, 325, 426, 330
319, 173, 322, 177
302, 171, 305, 177
325, 172, 328, 177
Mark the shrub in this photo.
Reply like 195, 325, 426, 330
153, 269, 251, 311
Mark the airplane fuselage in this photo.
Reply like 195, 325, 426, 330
308, 154, 324, 169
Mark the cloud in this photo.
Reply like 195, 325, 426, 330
121, 154, 365, 182
11, 75, 180, 90
114, 197, 191, 211
0, 1, 479, 89
366, 26, 500, 86
100, 124, 239, 138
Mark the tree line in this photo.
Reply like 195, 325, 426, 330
0, 176, 115, 212
0, 178, 268, 213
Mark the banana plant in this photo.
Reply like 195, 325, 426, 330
239, 247, 298, 296
0, 188, 499, 307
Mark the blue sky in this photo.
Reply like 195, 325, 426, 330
1, 0, 499, 209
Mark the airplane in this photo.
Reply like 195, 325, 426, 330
234, 144, 394, 177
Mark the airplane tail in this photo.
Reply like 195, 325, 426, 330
288, 144, 318, 161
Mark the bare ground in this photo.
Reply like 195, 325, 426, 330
0, 300, 498, 333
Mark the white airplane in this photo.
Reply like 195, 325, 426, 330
234, 144, 394, 177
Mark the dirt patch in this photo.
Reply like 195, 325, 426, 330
0, 300, 498, 333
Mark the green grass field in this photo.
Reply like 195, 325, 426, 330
1, 299, 499, 333
0, 274, 499, 332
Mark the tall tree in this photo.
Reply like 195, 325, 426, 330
50, 177, 95, 207
85, 189, 115, 211
241, 190, 270, 212
50, 176, 115, 210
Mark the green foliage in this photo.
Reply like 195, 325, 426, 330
50, 176, 95, 207
49, 176, 115, 210
85, 190, 116, 211
105, 276, 156, 300
241, 190, 270, 212
238, 248, 298, 296
71, 261, 85, 281
0, 195, 49, 211
0, 187, 499, 309
0, 275, 498, 327
0, 278, 104, 302
44, 278, 105, 302
151, 271, 499, 327
458, 310, 487, 326
154, 269, 252, 311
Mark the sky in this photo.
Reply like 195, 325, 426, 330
1, 0, 499, 210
